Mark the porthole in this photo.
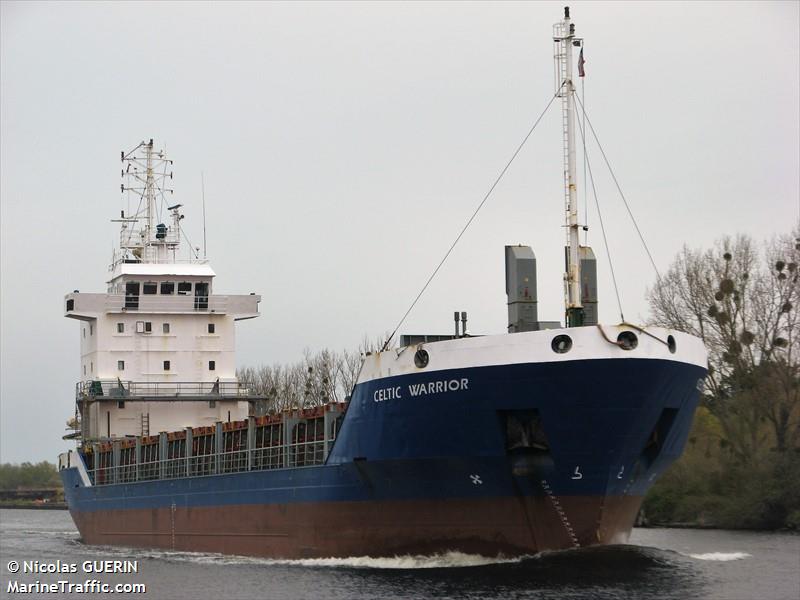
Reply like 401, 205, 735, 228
551, 334, 573, 354
414, 348, 429, 368
617, 331, 638, 350
667, 335, 677, 354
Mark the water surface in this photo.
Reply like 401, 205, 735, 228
1, 509, 797, 599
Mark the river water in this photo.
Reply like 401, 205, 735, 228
1, 509, 797, 599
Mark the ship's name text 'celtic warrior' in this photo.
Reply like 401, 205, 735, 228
373, 378, 469, 402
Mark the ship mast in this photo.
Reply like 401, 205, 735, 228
555, 6, 584, 327
117, 139, 182, 267
144, 139, 156, 253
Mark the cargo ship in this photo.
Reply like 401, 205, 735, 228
58, 8, 707, 559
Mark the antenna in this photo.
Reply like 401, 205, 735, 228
201, 171, 207, 259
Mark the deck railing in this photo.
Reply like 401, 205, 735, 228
107, 294, 228, 313
76, 380, 260, 401
87, 438, 332, 486
75, 403, 346, 487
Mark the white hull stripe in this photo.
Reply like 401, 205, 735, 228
358, 325, 707, 384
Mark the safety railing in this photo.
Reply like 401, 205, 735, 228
76, 380, 260, 401
87, 438, 330, 486
106, 294, 228, 313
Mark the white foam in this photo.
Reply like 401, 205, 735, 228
270, 552, 528, 569
81, 546, 527, 569
687, 552, 752, 561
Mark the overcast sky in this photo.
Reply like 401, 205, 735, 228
1, 1, 798, 464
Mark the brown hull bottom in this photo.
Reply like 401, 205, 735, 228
70, 495, 643, 559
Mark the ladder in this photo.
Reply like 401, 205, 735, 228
553, 21, 571, 249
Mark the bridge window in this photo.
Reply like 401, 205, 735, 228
160, 281, 175, 295
143, 282, 157, 295
177, 282, 192, 295
194, 282, 209, 310
125, 282, 140, 309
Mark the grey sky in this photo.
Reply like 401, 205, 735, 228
1, 1, 798, 463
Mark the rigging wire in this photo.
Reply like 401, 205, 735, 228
580, 63, 588, 246
180, 225, 200, 260
380, 86, 564, 352
573, 93, 661, 281
573, 102, 625, 322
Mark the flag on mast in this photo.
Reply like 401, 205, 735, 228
578, 47, 586, 77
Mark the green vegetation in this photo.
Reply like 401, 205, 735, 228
0, 461, 61, 490
644, 231, 799, 529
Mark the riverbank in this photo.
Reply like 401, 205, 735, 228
0, 502, 67, 510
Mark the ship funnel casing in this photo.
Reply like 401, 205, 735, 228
505, 245, 539, 332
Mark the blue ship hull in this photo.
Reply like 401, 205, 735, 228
61, 357, 705, 558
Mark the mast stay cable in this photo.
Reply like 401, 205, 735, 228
580, 65, 588, 246
380, 86, 564, 352
573, 102, 625, 322
573, 93, 661, 281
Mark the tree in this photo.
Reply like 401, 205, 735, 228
648, 231, 800, 460
238, 338, 382, 412
0, 462, 61, 490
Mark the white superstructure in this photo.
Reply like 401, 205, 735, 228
65, 140, 262, 441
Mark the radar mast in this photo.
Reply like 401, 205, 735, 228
115, 139, 186, 267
